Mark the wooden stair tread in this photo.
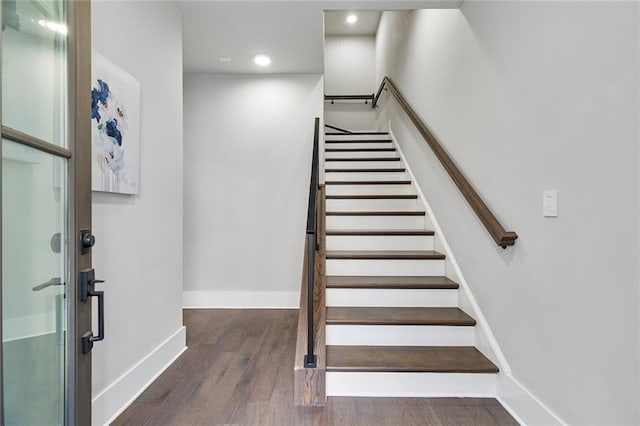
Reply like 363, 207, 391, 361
325, 168, 406, 173
325, 132, 389, 136
326, 194, 417, 200
326, 346, 498, 373
326, 275, 458, 289
325, 157, 401, 162
325, 139, 393, 143
325, 148, 396, 152
326, 211, 425, 216
326, 307, 475, 326
326, 229, 434, 236
326, 250, 445, 260
325, 180, 411, 185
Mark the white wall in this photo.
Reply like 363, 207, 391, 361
325, 35, 375, 94
325, 35, 376, 130
376, 4, 639, 425
183, 74, 323, 308
91, 2, 185, 425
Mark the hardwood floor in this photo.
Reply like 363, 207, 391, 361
113, 309, 519, 426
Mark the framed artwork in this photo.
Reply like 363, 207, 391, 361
91, 50, 140, 194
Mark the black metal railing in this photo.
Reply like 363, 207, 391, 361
325, 94, 374, 105
325, 123, 353, 134
304, 117, 320, 368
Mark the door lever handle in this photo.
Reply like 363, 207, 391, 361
32, 277, 64, 292
80, 268, 106, 354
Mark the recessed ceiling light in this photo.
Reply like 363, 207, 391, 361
346, 14, 357, 24
218, 56, 232, 63
254, 54, 271, 66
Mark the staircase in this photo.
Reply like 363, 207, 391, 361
323, 130, 499, 397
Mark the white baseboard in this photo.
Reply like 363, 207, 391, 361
92, 326, 187, 426
497, 372, 566, 426
183, 290, 299, 308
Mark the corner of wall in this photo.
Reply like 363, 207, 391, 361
497, 373, 567, 426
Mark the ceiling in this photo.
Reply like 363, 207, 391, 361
324, 11, 381, 36
177, 1, 463, 74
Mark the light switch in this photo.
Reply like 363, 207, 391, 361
543, 190, 558, 217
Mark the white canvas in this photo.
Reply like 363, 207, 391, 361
91, 50, 140, 194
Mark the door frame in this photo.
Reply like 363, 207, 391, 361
69, 1, 92, 424
0, 1, 93, 424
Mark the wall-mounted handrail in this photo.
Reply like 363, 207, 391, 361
325, 94, 374, 105
372, 76, 518, 248
304, 117, 320, 367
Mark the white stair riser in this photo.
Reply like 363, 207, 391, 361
326, 184, 415, 196
325, 134, 390, 141
325, 142, 394, 150
325, 160, 403, 169
326, 372, 497, 397
326, 325, 473, 346
326, 288, 456, 307
326, 150, 398, 159
326, 234, 435, 251
326, 258, 445, 276
326, 198, 420, 211
326, 215, 426, 230
325, 172, 407, 181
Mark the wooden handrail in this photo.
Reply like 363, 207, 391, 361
372, 76, 518, 248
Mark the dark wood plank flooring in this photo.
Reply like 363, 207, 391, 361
113, 309, 518, 426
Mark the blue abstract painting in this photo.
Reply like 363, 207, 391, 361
91, 51, 140, 194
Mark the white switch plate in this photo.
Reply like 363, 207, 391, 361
543, 190, 558, 217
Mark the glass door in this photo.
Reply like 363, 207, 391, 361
2, 141, 68, 425
1, 0, 93, 424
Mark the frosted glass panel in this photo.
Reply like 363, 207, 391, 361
2, 0, 68, 147
2, 139, 67, 425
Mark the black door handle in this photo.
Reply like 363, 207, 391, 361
80, 268, 106, 354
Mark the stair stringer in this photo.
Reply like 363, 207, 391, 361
388, 126, 512, 378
